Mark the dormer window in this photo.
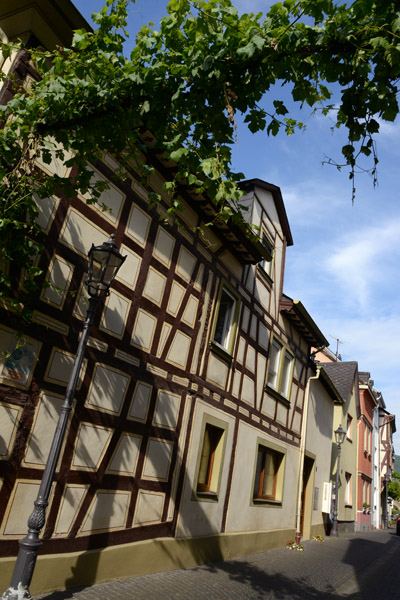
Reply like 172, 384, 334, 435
210, 283, 240, 359
259, 231, 274, 280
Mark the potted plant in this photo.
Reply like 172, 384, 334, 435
363, 502, 370, 513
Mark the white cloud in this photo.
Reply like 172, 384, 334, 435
324, 219, 400, 311
283, 211, 400, 453
375, 117, 400, 139
315, 313, 400, 452
282, 177, 348, 226
323, 315, 400, 371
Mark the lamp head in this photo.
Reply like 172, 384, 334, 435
86, 234, 126, 297
334, 424, 346, 446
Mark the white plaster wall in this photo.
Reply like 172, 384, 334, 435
226, 421, 299, 533
254, 189, 280, 233
176, 401, 235, 538
333, 389, 358, 523
306, 379, 335, 525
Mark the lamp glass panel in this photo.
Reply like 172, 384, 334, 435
335, 426, 345, 445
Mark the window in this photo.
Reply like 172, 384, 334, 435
362, 479, 371, 506
266, 338, 294, 400
364, 423, 371, 454
346, 415, 353, 440
345, 472, 352, 506
196, 423, 225, 496
259, 232, 274, 279
211, 285, 239, 356
253, 443, 285, 503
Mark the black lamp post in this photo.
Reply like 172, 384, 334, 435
2, 235, 126, 600
331, 424, 346, 537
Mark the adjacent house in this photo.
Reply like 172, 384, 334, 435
357, 372, 376, 531
367, 380, 396, 529
301, 362, 341, 539
378, 404, 396, 528
317, 361, 360, 533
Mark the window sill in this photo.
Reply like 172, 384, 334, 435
209, 341, 233, 364
265, 385, 290, 407
252, 498, 282, 507
346, 437, 353, 443
194, 491, 219, 503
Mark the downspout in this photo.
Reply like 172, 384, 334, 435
295, 366, 321, 544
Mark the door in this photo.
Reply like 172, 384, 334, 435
300, 455, 315, 538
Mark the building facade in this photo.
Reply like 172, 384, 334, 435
379, 407, 396, 528
357, 372, 376, 531
317, 361, 360, 533
0, 3, 330, 595
1, 2, 396, 597
302, 364, 341, 538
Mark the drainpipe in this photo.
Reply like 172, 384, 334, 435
295, 366, 321, 544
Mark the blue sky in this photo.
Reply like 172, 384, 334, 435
74, 0, 400, 452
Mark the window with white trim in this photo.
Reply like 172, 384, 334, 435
252, 441, 285, 503
345, 472, 352, 505
194, 417, 228, 501
211, 285, 239, 356
259, 232, 274, 279
347, 415, 353, 440
266, 338, 294, 399
197, 423, 224, 494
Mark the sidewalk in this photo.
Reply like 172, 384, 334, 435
34, 529, 399, 600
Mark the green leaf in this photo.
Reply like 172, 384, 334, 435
237, 42, 256, 59
188, 174, 199, 186
163, 180, 175, 191
370, 37, 389, 50
267, 119, 280, 136
392, 16, 400, 33
140, 100, 150, 115
273, 100, 288, 116
170, 148, 189, 162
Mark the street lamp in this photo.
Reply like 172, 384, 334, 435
2, 235, 126, 600
331, 424, 346, 537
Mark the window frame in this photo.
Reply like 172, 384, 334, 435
251, 438, 286, 506
265, 336, 295, 404
193, 415, 228, 502
258, 231, 274, 282
210, 282, 240, 360
345, 471, 352, 506
346, 415, 353, 441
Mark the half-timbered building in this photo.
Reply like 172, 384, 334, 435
0, 1, 330, 595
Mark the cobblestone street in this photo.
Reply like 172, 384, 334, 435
34, 529, 399, 600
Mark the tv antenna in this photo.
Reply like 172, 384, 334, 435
329, 335, 343, 361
